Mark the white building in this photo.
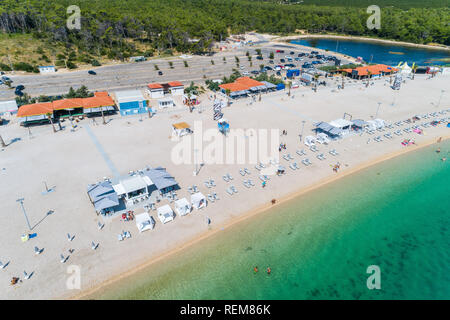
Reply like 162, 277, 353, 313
112, 175, 152, 206
147, 83, 165, 99
158, 97, 175, 109
0, 100, 18, 114
168, 81, 184, 96
38, 66, 56, 74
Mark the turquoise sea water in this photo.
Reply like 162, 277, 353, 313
94, 141, 450, 300
290, 38, 450, 66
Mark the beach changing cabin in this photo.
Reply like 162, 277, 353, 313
135, 212, 155, 232
191, 192, 207, 210
174, 198, 192, 216
157, 204, 175, 224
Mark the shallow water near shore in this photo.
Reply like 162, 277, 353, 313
291, 38, 450, 66
92, 140, 450, 300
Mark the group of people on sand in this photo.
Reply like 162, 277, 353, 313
279, 143, 287, 152
253, 266, 271, 275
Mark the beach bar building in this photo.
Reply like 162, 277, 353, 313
17, 102, 54, 125
114, 90, 148, 116
314, 118, 354, 139
219, 77, 268, 99
87, 181, 121, 215
82, 92, 116, 116
168, 81, 184, 96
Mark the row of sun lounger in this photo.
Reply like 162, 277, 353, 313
207, 192, 220, 202
302, 158, 312, 166
329, 149, 339, 156
243, 179, 255, 188
226, 185, 238, 195
239, 168, 251, 176
316, 153, 326, 160
282, 154, 295, 161
259, 175, 270, 182
223, 173, 233, 182
289, 162, 300, 170
204, 178, 216, 188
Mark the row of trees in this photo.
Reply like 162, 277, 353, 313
0, 0, 448, 65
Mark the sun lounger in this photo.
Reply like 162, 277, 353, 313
289, 163, 297, 170
208, 194, 215, 202
204, 181, 211, 188
244, 168, 251, 175
227, 173, 233, 180
213, 192, 219, 201
231, 186, 238, 193
296, 149, 306, 156
226, 187, 233, 195
255, 164, 262, 171
243, 180, 251, 188
259, 162, 266, 168
223, 175, 230, 182
259, 175, 266, 182
283, 154, 290, 161
248, 179, 255, 186
239, 169, 246, 176
210, 179, 216, 187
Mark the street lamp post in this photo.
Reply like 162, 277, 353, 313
299, 120, 306, 144
16, 198, 32, 230
437, 89, 445, 108
375, 102, 382, 119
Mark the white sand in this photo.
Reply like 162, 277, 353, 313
0, 73, 449, 300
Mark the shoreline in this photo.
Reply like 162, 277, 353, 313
72, 134, 450, 300
273, 34, 450, 51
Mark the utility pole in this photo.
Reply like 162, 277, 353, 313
375, 102, 382, 119
437, 89, 445, 108
16, 198, 32, 230
299, 120, 306, 143
0, 134, 6, 148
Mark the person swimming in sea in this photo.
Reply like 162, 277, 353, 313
254, 266, 258, 273
267, 267, 271, 275
436, 148, 441, 153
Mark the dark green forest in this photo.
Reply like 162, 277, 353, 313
0, 0, 449, 64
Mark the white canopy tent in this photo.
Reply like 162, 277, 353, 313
135, 212, 155, 232
316, 132, 330, 144
191, 192, 207, 210
157, 204, 175, 224
174, 198, 192, 216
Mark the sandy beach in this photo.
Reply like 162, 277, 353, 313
273, 34, 450, 51
0, 72, 449, 300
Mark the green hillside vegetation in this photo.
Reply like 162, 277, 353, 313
0, 0, 448, 71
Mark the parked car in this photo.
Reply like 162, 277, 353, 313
14, 89, 24, 96
15, 84, 25, 91
250, 70, 259, 75
158, 71, 163, 75
88, 70, 96, 75
290, 51, 295, 55
276, 71, 281, 76
311, 51, 319, 55
243, 71, 250, 76
280, 59, 285, 63
256, 56, 263, 60
298, 53, 306, 57
276, 50, 285, 53
263, 66, 273, 71
269, 60, 274, 64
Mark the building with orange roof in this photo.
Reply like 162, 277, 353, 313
338, 64, 398, 79
219, 77, 267, 98
167, 81, 184, 96
17, 95, 117, 125
17, 102, 54, 124
147, 83, 165, 99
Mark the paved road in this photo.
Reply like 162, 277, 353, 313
1, 41, 351, 100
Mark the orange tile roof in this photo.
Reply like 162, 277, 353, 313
353, 64, 398, 76
148, 83, 164, 89
94, 91, 109, 97
17, 96, 116, 117
219, 77, 265, 92
168, 81, 184, 87
82, 96, 115, 109
52, 98, 84, 110
17, 102, 53, 117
